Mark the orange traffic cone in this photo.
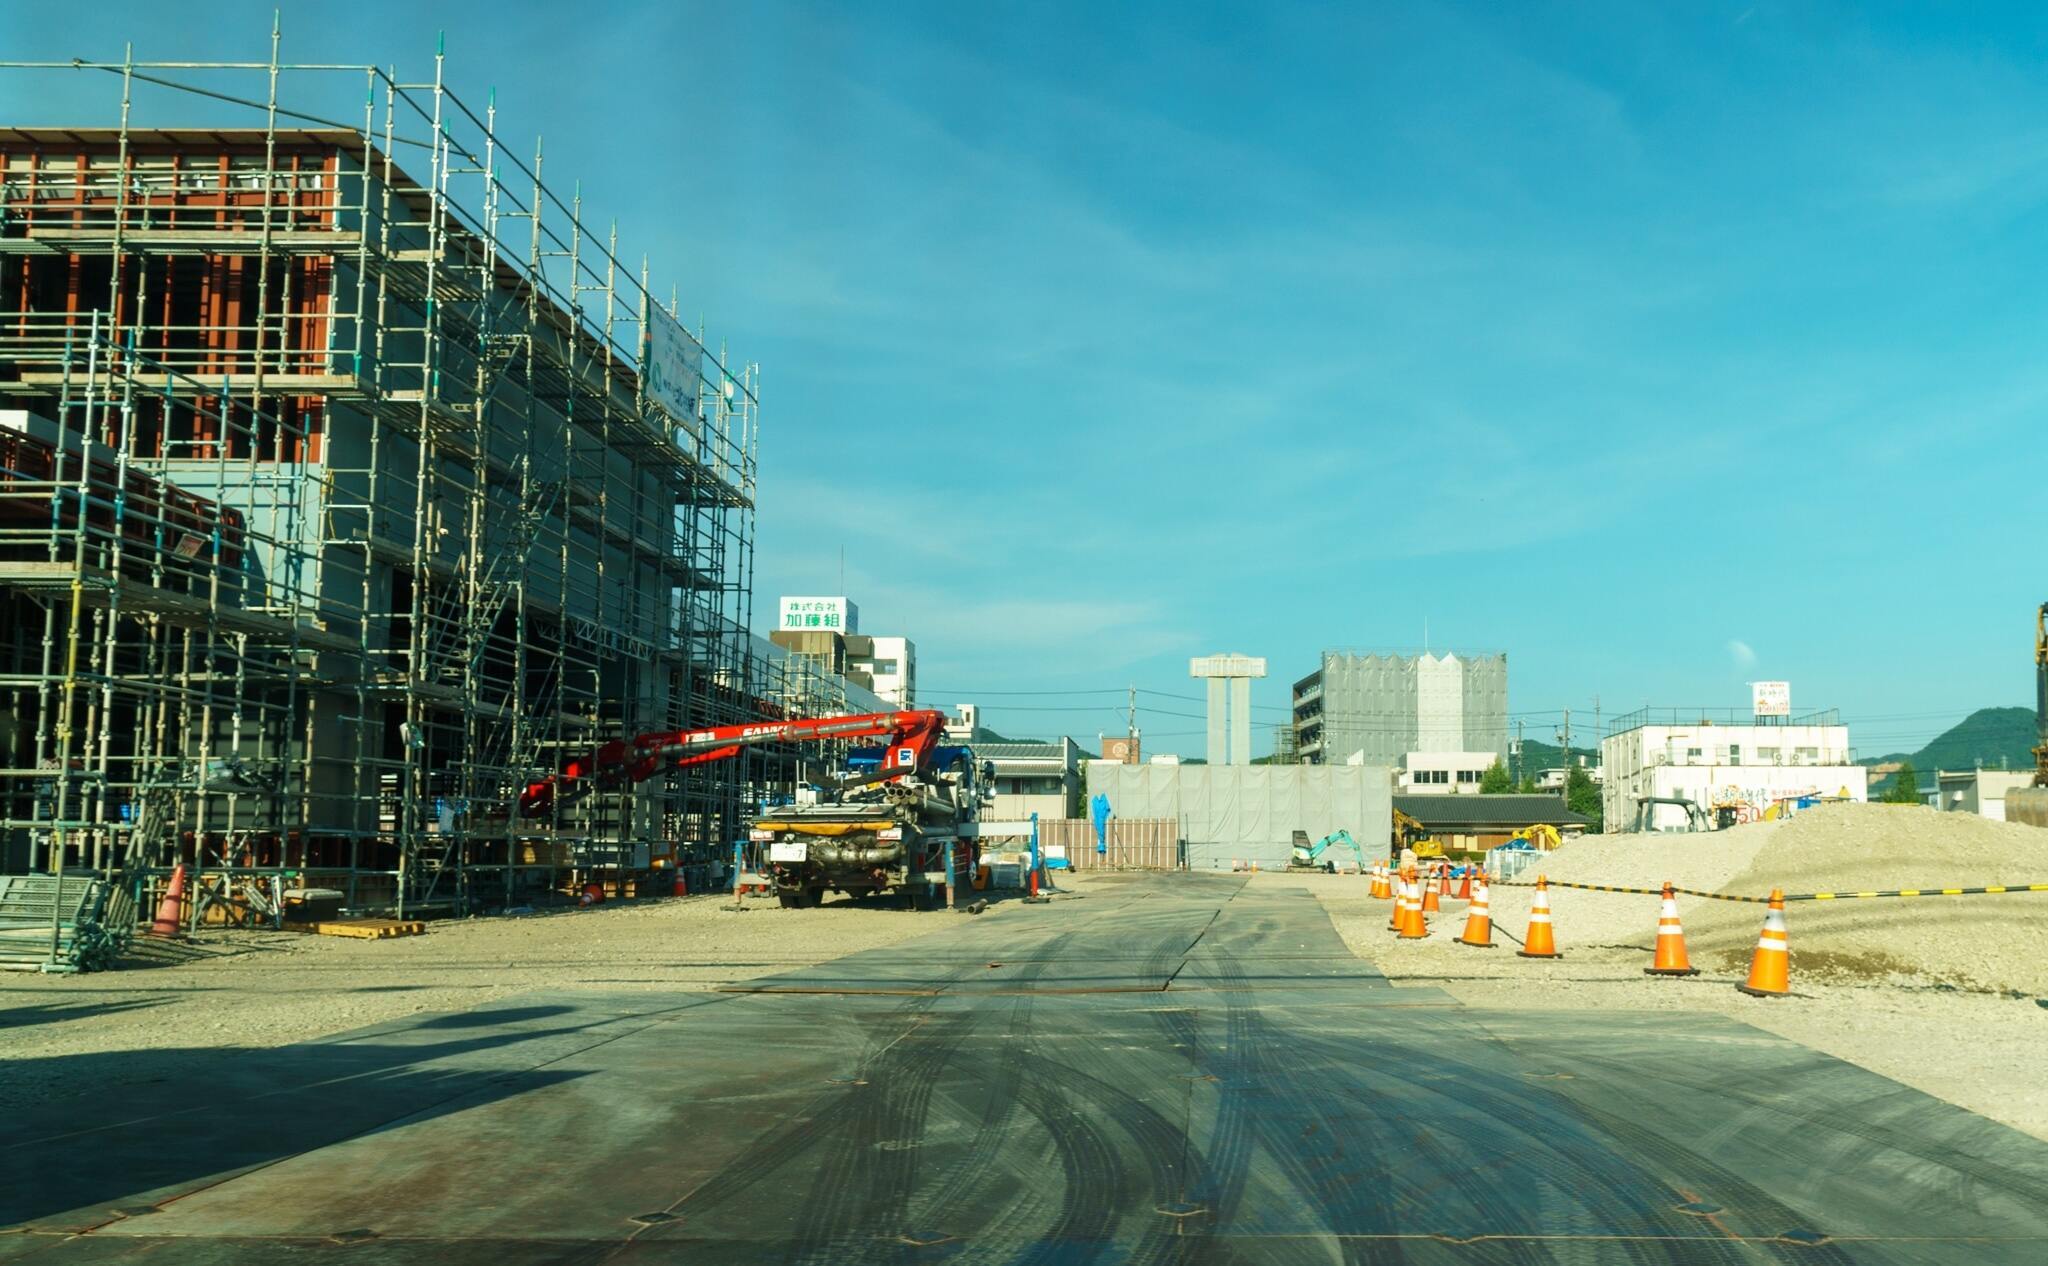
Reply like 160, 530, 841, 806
1437, 865, 1452, 897
1515, 874, 1562, 959
1645, 882, 1699, 977
1737, 889, 1791, 997
1388, 868, 1408, 930
1455, 866, 1473, 902
147, 864, 187, 939
1457, 874, 1495, 948
1377, 864, 1393, 900
1398, 867, 1430, 939
1421, 864, 1442, 914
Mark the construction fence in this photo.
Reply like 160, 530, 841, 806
1039, 818, 1181, 871
1087, 765, 1391, 871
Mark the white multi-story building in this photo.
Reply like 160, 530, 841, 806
846, 635, 915, 708
1398, 750, 1500, 795
1535, 761, 1602, 791
1600, 707, 1865, 832
1291, 651, 1507, 767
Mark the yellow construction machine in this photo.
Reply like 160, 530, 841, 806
1393, 807, 1445, 859
2013, 603, 2048, 827
1506, 823, 1561, 851
2036, 601, 2048, 786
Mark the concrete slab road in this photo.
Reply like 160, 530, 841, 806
4, 873, 2046, 1263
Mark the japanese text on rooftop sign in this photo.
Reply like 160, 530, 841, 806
641, 305, 703, 431
1752, 680, 1791, 717
778, 596, 858, 634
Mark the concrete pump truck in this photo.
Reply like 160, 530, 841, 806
518, 709, 990, 907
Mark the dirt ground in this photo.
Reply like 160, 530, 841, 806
0, 889, 950, 1112
7, 813, 2044, 1145
1286, 800, 2048, 1142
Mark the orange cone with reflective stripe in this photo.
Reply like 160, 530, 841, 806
1369, 863, 1389, 900
1645, 882, 1699, 977
147, 864, 187, 939
1398, 867, 1430, 939
1515, 874, 1562, 959
1455, 865, 1473, 902
1420, 864, 1443, 914
1390, 867, 1414, 934
1456, 873, 1495, 948
1737, 889, 1791, 997
1438, 865, 1452, 897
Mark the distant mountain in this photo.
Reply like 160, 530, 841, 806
1513, 738, 1596, 779
1868, 706, 2036, 789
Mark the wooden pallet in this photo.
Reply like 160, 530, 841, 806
286, 918, 425, 940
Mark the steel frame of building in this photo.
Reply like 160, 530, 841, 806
0, 28, 857, 933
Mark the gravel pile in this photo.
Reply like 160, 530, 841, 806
1488, 802, 2048, 993
1288, 832, 2048, 1143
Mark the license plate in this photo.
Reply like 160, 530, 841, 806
768, 840, 808, 863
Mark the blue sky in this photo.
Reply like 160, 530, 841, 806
7, 1, 2043, 758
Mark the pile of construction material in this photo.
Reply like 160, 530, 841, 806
0, 875, 133, 973
1493, 802, 2048, 994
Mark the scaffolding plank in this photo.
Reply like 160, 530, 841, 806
0, 560, 113, 591
0, 566, 361, 654
20, 227, 363, 254
286, 918, 425, 940
15, 371, 361, 396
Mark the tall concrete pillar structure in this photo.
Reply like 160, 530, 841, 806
1190, 653, 1267, 766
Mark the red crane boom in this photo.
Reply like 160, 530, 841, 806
517, 709, 950, 818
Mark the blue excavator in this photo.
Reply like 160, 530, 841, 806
1288, 828, 1365, 873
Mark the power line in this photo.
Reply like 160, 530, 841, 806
919, 687, 1127, 697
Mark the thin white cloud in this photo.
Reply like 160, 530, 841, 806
1728, 639, 1758, 669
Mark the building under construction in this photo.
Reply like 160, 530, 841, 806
0, 38, 864, 953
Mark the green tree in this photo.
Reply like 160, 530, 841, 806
1566, 764, 1603, 832
1517, 774, 1540, 794
1883, 761, 1923, 804
1479, 759, 1514, 794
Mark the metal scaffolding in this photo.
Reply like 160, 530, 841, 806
0, 28, 853, 955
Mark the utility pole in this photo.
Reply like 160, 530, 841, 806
1560, 708, 1571, 799
1515, 719, 1524, 785
1127, 683, 1137, 741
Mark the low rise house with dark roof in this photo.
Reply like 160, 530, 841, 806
1392, 794, 1589, 851
974, 739, 1086, 823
